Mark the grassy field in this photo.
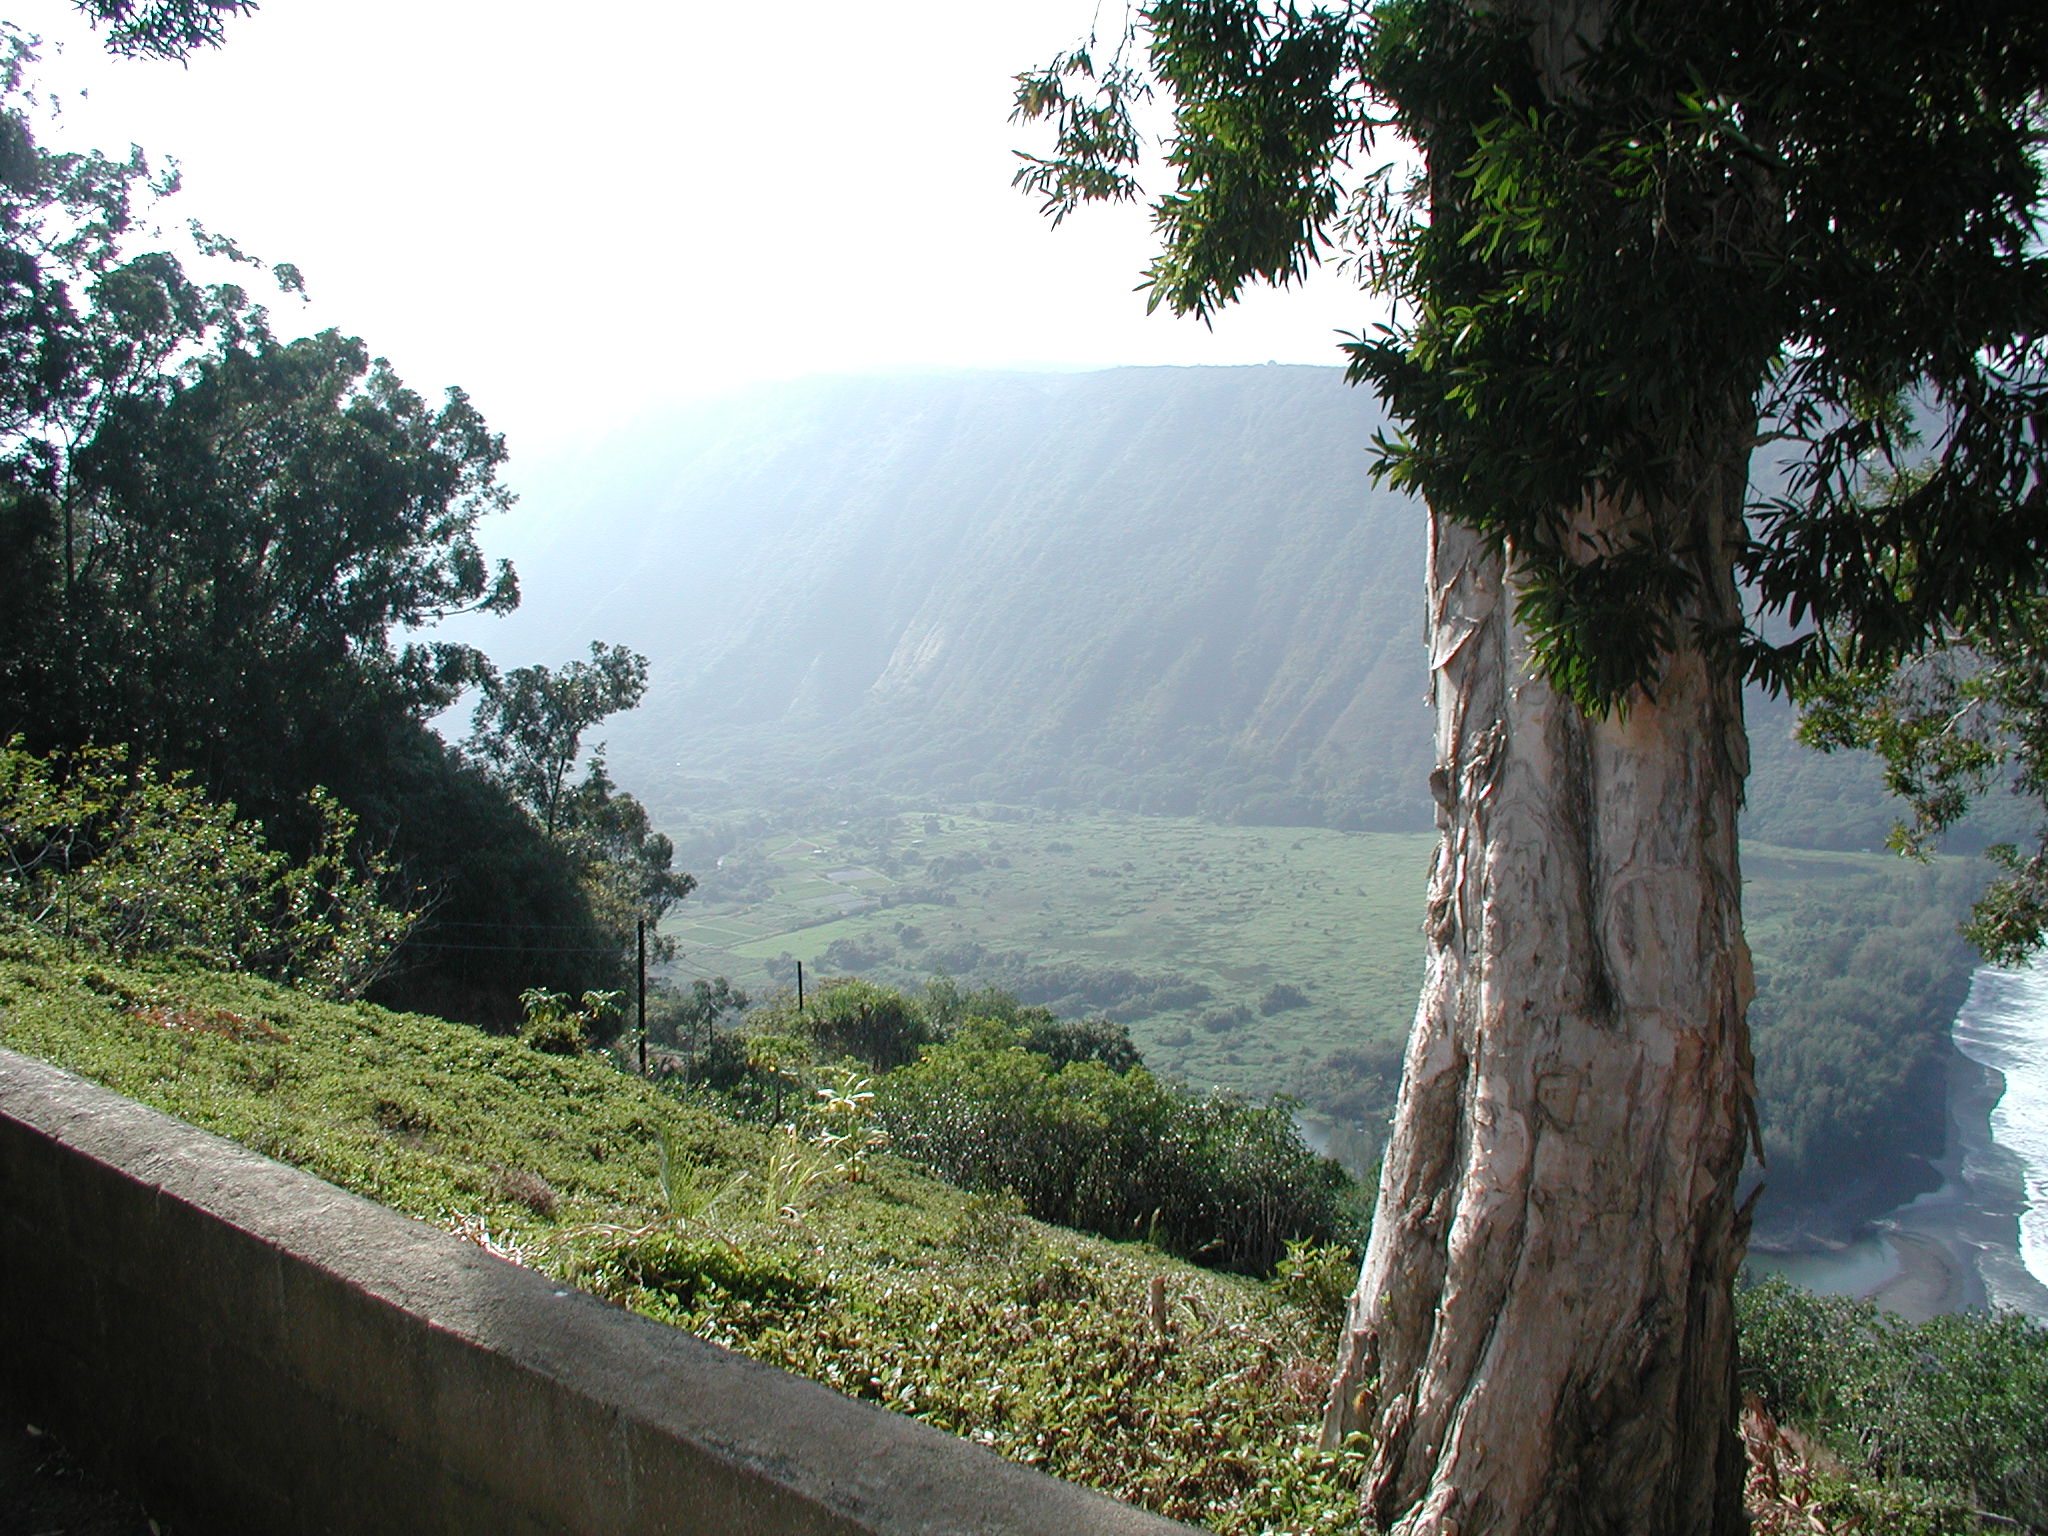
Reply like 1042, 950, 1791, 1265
666, 806, 1972, 1128
668, 811, 1435, 1103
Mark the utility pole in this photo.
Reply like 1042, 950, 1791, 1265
637, 918, 648, 1077
796, 959, 806, 1011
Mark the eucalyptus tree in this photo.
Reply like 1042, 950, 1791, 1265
1017, 1, 2048, 1531
466, 642, 650, 838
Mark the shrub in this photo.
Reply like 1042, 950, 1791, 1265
517, 988, 619, 1055
754, 976, 934, 1071
1737, 1277, 2048, 1527
1016, 1014, 1143, 1072
1273, 1238, 1357, 1324
0, 741, 412, 999
877, 1019, 1359, 1275
582, 1229, 823, 1312
919, 979, 1161, 1073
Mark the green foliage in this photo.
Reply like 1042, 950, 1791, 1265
550, 753, 695, 967
1801, 595, 2048, 963
753, 976, 936, 1072
650, 975, 749, 1055
338, 724, 623, 1025
467, 643, 649, 837
1015, 1013, 1144, 1073
739, 1030, 816, 1123
802, 1066, 891, 1182
0, 931, 1359, 1534
580, 1229, 823, 1312
464, 655, 694, 983
1738, 1278, 2048, 1528
75, 0, 254, 60
1296, 1038, 1404, 1144
517, 987, 619, 1056
876, 1015, 1360, 1275
1272, 1238, 1358, 1326
689, 970, 1359, 1275
30, 314, 516, 820
0, 741, 411, 998
11, 927, 2027, 1535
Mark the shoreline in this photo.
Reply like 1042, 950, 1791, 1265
1866, 1228, 1976, 1321
1750, 1033, 2048, 1322
1874, 1044, 1998, 1320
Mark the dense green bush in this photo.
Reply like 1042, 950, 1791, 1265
920, 974, 1141, 1070
684, 975, 1360, 1275
750, 976, 935, 1071
876, 1017, 1360, 1274
1738, 1277, 2048, 1527
0, 742, 410, 999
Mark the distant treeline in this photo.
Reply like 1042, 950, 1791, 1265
1747, 861, 1982, 1226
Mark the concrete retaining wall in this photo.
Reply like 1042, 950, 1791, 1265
0, 1047, 1198, 1535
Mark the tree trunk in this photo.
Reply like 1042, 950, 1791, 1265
1322, 464, 1758, 1534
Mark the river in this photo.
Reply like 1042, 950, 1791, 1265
1749, 964, 2048, 1322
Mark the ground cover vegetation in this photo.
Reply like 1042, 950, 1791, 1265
0, 924, 1363, 1533
2, 928, 2034, 1534
0, 31, 687, 1023
1737, 1279, 2048, 1532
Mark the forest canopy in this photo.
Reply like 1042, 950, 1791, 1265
0, 30, 685, 1020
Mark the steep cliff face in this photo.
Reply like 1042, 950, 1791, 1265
473, 363, 1896, 836
486, 366, 1438, 825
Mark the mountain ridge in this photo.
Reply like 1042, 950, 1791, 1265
469, 363, 1892, 842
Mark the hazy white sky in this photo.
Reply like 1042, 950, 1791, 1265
6, 0, 1384, 461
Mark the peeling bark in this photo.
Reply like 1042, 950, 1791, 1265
1322, 455, 1758, 1535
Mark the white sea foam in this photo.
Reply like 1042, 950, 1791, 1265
1951, 965, 2048, 1297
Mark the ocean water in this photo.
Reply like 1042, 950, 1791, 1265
1951, 965, 2048, 1300
1746, 1234, 1900, 1297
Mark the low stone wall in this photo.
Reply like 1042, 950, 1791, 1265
0, 1048, 1197, 1536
